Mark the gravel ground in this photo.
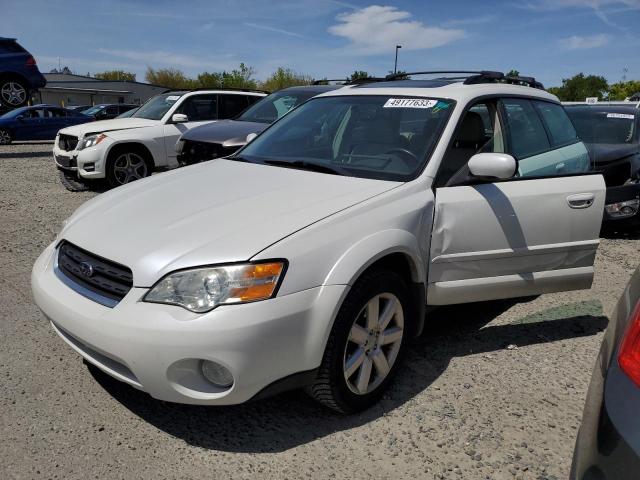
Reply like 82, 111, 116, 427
1, 142, 638, 480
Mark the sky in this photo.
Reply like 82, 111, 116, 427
3, 0, 640, 88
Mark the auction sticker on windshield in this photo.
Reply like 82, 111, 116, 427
384, 98, 438, 108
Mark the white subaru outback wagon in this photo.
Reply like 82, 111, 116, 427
32, 71, 605, 413
53, 89, 266, 190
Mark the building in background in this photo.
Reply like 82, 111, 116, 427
32, 73, 167, 107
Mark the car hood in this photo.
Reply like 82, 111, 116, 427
587, 143, 639, 166
58, 117, 160, 137
61, 159, 399, 286
181, 120, 268, 148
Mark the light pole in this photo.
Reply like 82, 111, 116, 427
394, 45, 402, 74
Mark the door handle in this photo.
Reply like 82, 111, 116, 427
567, 193, 595, 209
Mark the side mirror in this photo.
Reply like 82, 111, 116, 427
172, 113, 188, 123
246, 132, 258, 143
468, 152, 516, 180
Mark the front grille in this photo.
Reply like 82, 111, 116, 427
58, 134, 78, 151
178, 140, 237, 166
56, 241, 133, 306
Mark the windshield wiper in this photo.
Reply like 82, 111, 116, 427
264, 159, 348, 176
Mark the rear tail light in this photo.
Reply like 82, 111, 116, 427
25, 56, 37, 66
618, 300, 640, 387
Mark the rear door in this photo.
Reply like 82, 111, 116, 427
427, 97, 605, 305
44, 107, 69, 138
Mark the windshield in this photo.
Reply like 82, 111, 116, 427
237, 90, 318, 124
566, 108, 637, 144
81, 106, 103, 116
0, 106, 30, 119
237, 95, 454, 181
132, 93, 183, 120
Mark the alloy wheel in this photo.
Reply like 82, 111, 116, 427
0, 129, 11, 145
113, 153, 148, 184
1, 82, 27, 107
343, 292, 404, 395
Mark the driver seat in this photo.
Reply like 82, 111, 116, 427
436, 111, 485, 186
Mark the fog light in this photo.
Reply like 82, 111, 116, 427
83, 162, 95, 172
201, 360, 233, 388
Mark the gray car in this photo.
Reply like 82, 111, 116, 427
571, 266, 640, 479
175, 84, 341, 166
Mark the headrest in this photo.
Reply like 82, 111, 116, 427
456, 112, 485, 144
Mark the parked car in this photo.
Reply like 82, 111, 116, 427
115, 107, 138, 118
570, 266, 640, 479
0, 37, 46, 109
67, 105, 92, 113
565, 104, 640, 227
0, 104, 91, 144
33, 71, 606, 413
80, 104, 138, 121
176, 85, 341, 166
53, 89, 267, 191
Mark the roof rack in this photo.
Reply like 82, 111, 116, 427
312, 79, 349, 85
312, 77, 388, 86
161, 87, 271, 94
383, 70, 545, 90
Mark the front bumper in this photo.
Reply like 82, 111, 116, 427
31, 243, 347, 405
53, 138, 110, 179
603, 183, 640, 226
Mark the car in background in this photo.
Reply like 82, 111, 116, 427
570, 266, 640, 479
565, 104, 639, 228
176, 84, 341, 166
0, 37, 46, 109
67, 105, 92, 113
81, 104, 138, 121
53, 89, 267, 191
0, 104, 91, 145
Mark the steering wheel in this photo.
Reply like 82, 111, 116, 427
384, 148, 419, 168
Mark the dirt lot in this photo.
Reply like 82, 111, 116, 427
1, 142, 638, 480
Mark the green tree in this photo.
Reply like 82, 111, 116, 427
94, 70, 136, 82
219, 63, 258, 89
506, 69, 520, 77
547, 73, 609, 101
349, 70, 370, 82
261, 67, 313, 91
608, 80, 640, 100
145, 67, 194, 88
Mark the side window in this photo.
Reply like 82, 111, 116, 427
501, 99, 550, 158
105, 106, 119, 117
437, 100, 505, 187
177, 94, 218, 121
25, 108, 44, 119
501, 98, 590, 178
534, 101, 578, 147
218, 94, 248, 119
247, 95, 262, 107
48, 108, 67, 118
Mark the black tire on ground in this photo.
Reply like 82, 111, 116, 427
306, 268, 415, 414
58, 169, 90, 192
0, 77, 29, 108
0, 128, 12, 145
105, 148, 152, 189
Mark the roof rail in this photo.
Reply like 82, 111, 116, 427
385, 70, 484, 81
464, 71, 545, 89
312, 79, 349, 85
161, 87, 271, 94
313, 77, 388, 86
347, 77, 387, 85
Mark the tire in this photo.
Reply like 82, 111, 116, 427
0, 78, 28, 108
307, 268, 414, 413
0, 128, 11, 145
106, 149, 151, 189
58, 169, 90, 192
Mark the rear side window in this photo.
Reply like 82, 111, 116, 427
46, 108, 67, 118
177, 94, 218, 121
534, 101, 578, 147
0, 40, 26, 54
247, 95, 262, 107
218, 94, 249, 118
501, 98, 550, 159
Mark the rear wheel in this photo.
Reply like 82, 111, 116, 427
0, 128, 12, 145
0, 78, 28, 108
106, 150, 151, 188
307, 269, 413, 413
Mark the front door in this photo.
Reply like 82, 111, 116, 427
427, 97, 605, 305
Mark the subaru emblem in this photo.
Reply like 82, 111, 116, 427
79, 261, 94, 277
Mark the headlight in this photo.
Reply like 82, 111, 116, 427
78, 133, 107, 150
144, 261, 286, 313
175, 139, 185, 154
605, 198, 640, 218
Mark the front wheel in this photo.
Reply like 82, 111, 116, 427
307, 269, 413, 413
0, 79, 28, 108
0, 128, 12, 145
106, 151, 151, 188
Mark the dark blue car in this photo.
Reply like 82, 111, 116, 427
0, 37, 46, 109
0, 105, 92, 144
